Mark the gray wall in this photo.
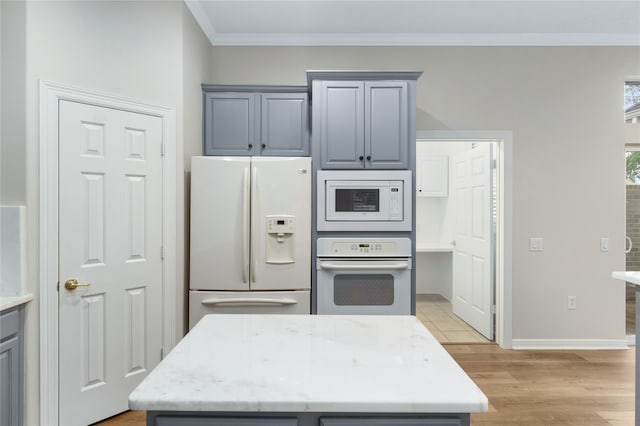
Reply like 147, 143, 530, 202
206, 45, 640, 343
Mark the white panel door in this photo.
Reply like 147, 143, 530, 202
58, 100, 163, 425
452, 143, 494, 339
250, 157, 311, 291
189, 156, 250, 291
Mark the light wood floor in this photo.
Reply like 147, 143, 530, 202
95, 344, 635, 426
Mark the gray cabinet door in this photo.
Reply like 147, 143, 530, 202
0, 308, 22, 426
320, 419, 463, 426
204, 92, 258, 156
319, 81, 365, 169
0, 336, 19, 426
261, 93, 309, 156
155, 417, 298, 426
364, 81, 408, 169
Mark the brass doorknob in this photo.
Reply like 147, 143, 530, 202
450, 240, 457, 247
64, 279, 91, 291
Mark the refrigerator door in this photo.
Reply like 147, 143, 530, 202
190, 156, 251, 291
250, 157, 311, 291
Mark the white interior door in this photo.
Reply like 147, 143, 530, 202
452, 143, 494, 339
58, 100, 163, 425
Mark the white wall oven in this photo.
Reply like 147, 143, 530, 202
317, 170, 412, 231
316, 237, 412, 315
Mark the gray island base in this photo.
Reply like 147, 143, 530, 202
147, 412, 469, 426
130, 315, 487, 426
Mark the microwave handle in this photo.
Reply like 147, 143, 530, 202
318, 261, 410, 271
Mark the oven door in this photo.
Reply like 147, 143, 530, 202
316, 258, 411, 315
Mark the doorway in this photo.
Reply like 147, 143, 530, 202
39, 82, 177, 426
624, 80, 640, 344
413, 131, 512, 348
415, 140, 496, 343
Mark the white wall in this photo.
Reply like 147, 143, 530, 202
181, 5, 213, 332
11, 1, 211, 422
208, 46, 639, 343
1, 0, 26, 205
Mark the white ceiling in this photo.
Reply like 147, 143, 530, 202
185, 0, 640, 46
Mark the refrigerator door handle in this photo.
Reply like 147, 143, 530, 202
251, 165, 258, 284
242, 166, 250, 283
200, 297, 298, 306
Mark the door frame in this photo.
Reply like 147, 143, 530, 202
416, 130, 513, 348
38, 81, 177, 425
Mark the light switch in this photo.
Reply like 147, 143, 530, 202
529, 237, 544, 252
600, 237, 609, 252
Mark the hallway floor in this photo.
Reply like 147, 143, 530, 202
416, 293, 491, 343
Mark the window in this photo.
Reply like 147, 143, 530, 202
626, 81, 640, 123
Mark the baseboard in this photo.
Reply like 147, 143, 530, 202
626, 334, 636, 346
511, 339, 629, 350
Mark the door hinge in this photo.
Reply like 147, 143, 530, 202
160, 347, 164, 360
56, 281, 59, 292
161, 143, 165, 157
160, 246, 165, 260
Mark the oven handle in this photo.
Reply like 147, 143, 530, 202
318, 261, 411, 271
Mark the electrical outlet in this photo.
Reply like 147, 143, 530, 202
529, 237, 544, 252
568, 296, 577, 310
600, 238, 609, 252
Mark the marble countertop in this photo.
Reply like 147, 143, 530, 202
0, 293, 33, 313
129, 314, 488, 413
612, 271, 640, 286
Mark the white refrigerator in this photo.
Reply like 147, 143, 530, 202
189, 156, 311, 328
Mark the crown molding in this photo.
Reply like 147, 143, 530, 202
207, 32, 640, 47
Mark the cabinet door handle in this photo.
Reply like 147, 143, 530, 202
248, 144, 253, 149
366, 155, 371, 161
261, 144, 266, 149
359, 155, 364, 161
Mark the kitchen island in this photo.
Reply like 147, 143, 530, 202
129, 314, 488, 426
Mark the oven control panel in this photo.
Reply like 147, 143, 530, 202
317, 237, 412, 257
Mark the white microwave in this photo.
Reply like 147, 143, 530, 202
317, 170, 412, 231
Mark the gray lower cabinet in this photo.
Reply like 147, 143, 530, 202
156, 417, 298, 426
0, 307, 24, 426
203, 86, 309, 157
147, 413, 468, 426
320, 418, 463, 426
315, 79, 409, 169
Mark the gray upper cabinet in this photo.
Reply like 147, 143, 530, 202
319, 81, 365, 169
203, 85, 309, 157
310, 71, 420, 170
365, 81, 408, 169
205, 92, 257, 156
261, 93, 309, 156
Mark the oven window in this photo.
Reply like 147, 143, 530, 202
335, 189, 379, 212
333, 275, 394, 305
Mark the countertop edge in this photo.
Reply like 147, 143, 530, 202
128, 399, 489, 414
612, 271, 640, 286
0, 293, 34, 312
